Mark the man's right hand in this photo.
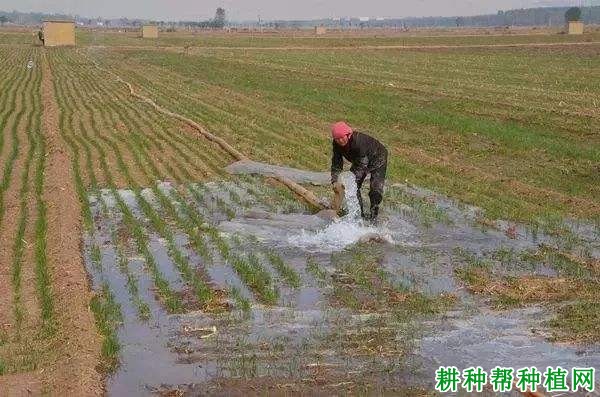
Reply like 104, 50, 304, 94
331, 182, 345, 213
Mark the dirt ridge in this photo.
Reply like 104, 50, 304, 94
39, 50, 102, 395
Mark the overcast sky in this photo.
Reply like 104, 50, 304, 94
0, 0, 585, 21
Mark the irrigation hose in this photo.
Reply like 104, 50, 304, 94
81, 49, 326, 211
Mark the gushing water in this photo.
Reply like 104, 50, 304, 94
289, 172, 393, 251
341, 172, 362, 220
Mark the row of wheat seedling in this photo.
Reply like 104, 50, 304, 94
11, 50, 41, 331
107, 54, 325, 169
0, 49, 55, 375
121, 91, 305, 306
90, 86, 218, 310
50, 51, 128, 369
79, 54, 289, 312
59, 50, 228, 313
61, 51, 309, 321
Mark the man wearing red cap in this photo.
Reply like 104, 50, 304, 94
331, 121, 388, 222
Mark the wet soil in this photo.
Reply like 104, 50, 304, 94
83, 169, 599, 395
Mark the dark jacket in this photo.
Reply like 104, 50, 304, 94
331, 131, 388, 184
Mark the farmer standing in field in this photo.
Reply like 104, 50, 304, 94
331, 121, 388, 222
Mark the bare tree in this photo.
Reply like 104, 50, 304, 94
213, 8, 226, 29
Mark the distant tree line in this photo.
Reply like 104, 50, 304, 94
1, 6, 598, 29
0, 8, 227, 29
0, 10, 71, 25
265, 6, 600, 29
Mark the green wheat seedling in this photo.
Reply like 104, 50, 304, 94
115, 91, 226, 178
52, 73, 184, 314
117, 67, 289, 165
55, 112, 93, 230
32, 54, 54, 335
9, 58, 41, 332
0, 69, 29, 228
89, 75, 231, 266
229, 286, 252, 314
95, 125, 215, 308
115, 128, 213, 263
0, 61, 22, 144
135, 189, 214, 306
306, 256, 328, 287
237, 175, 277, 211
168, 188, 213, 261
98, 173, 184, 313
60, 66, 184, 311
51, 62, 95, 230
215, 194, 236, 220
92, 75, 219, 186
385, 186, 451, 227
223, 183, 250, 209
84, 104, 211, 308
265, 250, 301, 289
98, 43, 600, 224
89, 282, 123, 373
94, 95, 217, 269
89, 244, 102, 272
0, 49, 29, 180
188, 184, 231, 259
110, 226, 151, 320
0, 49, 31, 158
229, 253, 279, 305
81, 69, 221, 310
193, 183, 236, 221
118, 195, 184, 313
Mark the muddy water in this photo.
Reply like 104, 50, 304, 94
85, 173, 600, 395
224, 172, 397, 252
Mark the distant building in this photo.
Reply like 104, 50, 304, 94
568, 21, 584, 34
42, 20, 75, 47
142, 25, 159, 38
315, 26, 327, 35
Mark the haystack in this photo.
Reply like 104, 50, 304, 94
42, 20, 75, 46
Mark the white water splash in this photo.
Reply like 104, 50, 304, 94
341, 172, 362, 220
289, 172, 393, 251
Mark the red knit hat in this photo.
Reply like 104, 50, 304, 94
331, 121, 353, 139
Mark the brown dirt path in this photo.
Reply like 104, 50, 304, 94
0, 373, 42, 396
38, 50, 102, 395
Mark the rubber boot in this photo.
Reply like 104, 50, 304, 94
357, 190, 366, 219
370, 205, 380, 224
369, 190, 383, 224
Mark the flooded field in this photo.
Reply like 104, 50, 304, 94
83, 165, 600, 396
2, 26, 599, 396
